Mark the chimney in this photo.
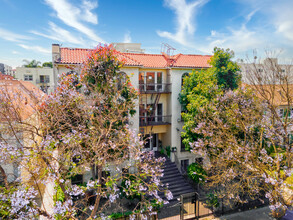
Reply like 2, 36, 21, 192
52, 44, 60, 91
52, 44, 60, 63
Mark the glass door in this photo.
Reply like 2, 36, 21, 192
143, 134, 158, 151
146, 72, 155, 91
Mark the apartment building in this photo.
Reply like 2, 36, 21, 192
0, 63, 13, 76
0, 75, 44, 184
52, 43, 212, 172
239, 58, 293, 84
15, 67, 55, 94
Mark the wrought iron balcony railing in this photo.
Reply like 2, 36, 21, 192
139, 83, 171, 93
139, 115, 171, 126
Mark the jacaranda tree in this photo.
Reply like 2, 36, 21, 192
0, 45, 171, 219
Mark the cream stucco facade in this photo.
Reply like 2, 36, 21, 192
15, 67, 55, 94
53, 51, 207, 173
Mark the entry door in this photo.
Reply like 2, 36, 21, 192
143, 134, 158, 151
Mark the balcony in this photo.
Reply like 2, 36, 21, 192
139, 115, 171, 126
139, 83, 171, 94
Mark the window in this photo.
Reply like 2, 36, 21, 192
258, 69, 263, 73
181, 136, 187, 152
40, 75, 50, 83
181, 159, 189, 173
182, 72, 189, 87
24, 75, 33, 81
139, 72, 165, 92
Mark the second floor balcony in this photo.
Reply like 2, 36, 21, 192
139, 115, 171, 126
139, 83, 171, 94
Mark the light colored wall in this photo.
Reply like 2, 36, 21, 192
169, 69, 200, 165
120, 67, 140, 133
15, 67, 54, 94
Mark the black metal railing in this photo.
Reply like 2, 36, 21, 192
139, 83, 171, 93
139, 115, 171, 126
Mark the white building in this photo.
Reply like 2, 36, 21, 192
15, 67, 55, 94
0, 63, 13, 76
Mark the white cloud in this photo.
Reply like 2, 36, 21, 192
31, 22, 85, 45
12, 51, 20, 55
199, 24, 263, 55
44, 0, 104, 43
270, 1, 293, 42
123, 31, 132, 43
157, 0, 209, 45
81, 0, 98, 24
0, 28, 31, 42
18, 44, 51, 54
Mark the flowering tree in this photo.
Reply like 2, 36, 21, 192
188, 57, 293, 217
179, 47, 240, 150
0, 45, 171, 219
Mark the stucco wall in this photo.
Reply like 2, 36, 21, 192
15, 67, 54, 94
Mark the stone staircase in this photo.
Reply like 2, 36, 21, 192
156, 152, 194, 201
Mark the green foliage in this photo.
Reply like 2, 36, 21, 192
179, 47, 240, 149
209, 47, 241, 91
206, 193, 219, 208
120, 175, 143, 200
179, 70, 221, 146
54, 185, 65, 203
187, 163, 206, 184
165, 146, 171, 158
42, 62, 53, 68
109, 211, 133, 219
22, 59, 42, 68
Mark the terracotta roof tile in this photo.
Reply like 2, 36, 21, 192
0, 74, 14, 80
59, 48, 91, 64
172, 54, 212, 68
58, 47, 211, 69
123, 53, 168, 68
0, 80, 44, 121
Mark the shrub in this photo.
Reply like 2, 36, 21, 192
187, 163, 206, 184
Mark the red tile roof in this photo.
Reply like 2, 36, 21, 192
0, 79, 44, 121
122, 53, 168, 68
59, 48, 91, 64
57, 47, 212, 69
0, 74, 14, 80
172, 54, 211, 68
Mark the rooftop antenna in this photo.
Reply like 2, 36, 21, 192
161, 43, 176, 57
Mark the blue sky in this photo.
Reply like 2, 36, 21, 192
1, 0, 293, 67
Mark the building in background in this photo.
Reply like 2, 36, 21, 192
239, 58, 293, 84
0, 74, 44, 184
112, 42, 145, 53
15, 67, 54, 94
0, 63, 13, 76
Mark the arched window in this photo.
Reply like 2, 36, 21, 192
181, 72, 189, 87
